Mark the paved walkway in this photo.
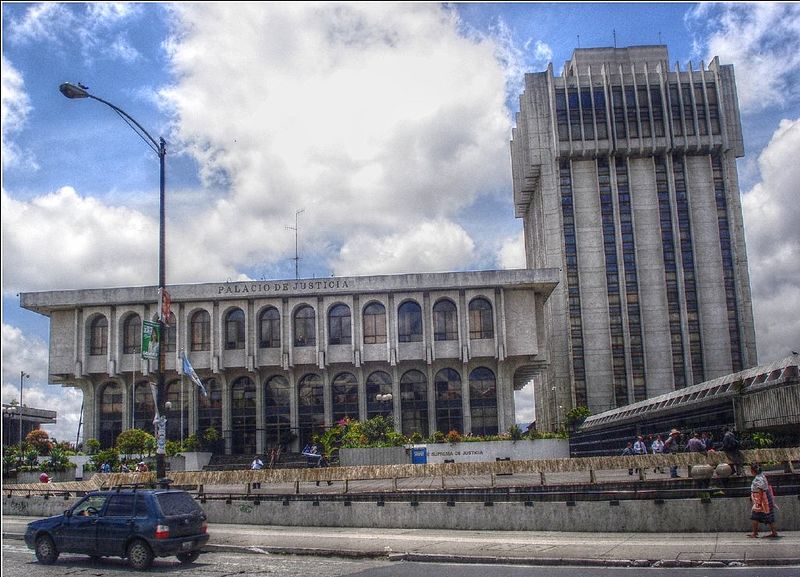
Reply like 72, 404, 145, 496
4, 515, 798, 567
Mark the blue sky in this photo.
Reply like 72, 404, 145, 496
2, 3, 799, 442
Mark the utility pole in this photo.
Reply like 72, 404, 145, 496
285, 209, 304, 279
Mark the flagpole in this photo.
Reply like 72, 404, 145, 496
180, 373, 184, 446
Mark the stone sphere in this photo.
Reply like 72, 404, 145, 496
715, 463, 733, 478
690, 464, 715, 479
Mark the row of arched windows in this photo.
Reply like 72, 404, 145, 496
87, 298, 495, 356
97, 367, 498, 453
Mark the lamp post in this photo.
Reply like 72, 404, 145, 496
60, 82, 168, 481
19, 371, 29, 465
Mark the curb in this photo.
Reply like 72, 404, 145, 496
7, 532, 800, 568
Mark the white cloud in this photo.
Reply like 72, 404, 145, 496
742, 118, 800, 362
1, 186, 237, 295
162, 3, 511, 276
332, 219, 475, 276
498, 231, 526, 270
5, 3, 142, 65
1, 55, 36, 170
687, 3, 800, 113
1, 323, 82, 443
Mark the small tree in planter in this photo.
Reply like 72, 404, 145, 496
84, 438, 101, 456
26, 429, 54, 456
116, 429, 156, 459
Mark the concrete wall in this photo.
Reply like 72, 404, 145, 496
6, 493, 798, 533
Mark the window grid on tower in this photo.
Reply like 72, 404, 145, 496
655, 157, 687, 388
560, 160, 587, 406
712, 155, 743, 372
672, 155, 704, 384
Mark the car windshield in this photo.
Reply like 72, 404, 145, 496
156, 492, 200, 515
72, 494, 108, 516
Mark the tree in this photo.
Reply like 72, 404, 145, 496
84, 439, 101, 455
116, 429, 156, 457
26, 429, 53, 456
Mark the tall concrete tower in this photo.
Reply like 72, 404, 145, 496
511, 46, 757, 429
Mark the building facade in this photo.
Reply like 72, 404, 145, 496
511, 45, 757, 428
21, 269, 558, 454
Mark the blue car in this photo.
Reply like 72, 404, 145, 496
24, 487, 209, 570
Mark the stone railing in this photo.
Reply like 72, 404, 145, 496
4, 448, 797, 496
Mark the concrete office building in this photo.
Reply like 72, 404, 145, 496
20, 270, 558, 454
511, 45, 757, 429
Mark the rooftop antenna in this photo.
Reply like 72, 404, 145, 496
577, 34, 580, 48
285, 209, 304, 279
613, 29, 617, 48
658, 31, 662, 44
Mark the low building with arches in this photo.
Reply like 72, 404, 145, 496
20, 269, 558, 455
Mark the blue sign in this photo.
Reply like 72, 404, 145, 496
411, 447, 427, 464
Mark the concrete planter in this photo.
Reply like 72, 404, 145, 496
340, 439, 569, 466
168, 452, 213, 472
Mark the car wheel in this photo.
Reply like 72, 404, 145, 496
126, 539, 154, 570
176, 550, 201, 564
35, 535, 59, 565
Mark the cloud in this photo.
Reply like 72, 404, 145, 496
162, 3, 511, 276
5, 3, 143, 64
686, 3, 800, 113
498, 231, 526, 270
1, 323, 82, 443
1, 186, 238, 295
332, 219, 475, 276
742, 118, 800, 362
1, 55, 36, 170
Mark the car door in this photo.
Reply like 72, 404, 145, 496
57, 494, 108, 555
95, 493, 137, 557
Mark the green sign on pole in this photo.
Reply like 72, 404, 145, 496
142, 320, 160, 360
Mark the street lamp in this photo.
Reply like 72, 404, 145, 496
19, 371, 29, 465
60, 82, 169, 481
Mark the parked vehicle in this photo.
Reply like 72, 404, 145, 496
24, 486, 209, 569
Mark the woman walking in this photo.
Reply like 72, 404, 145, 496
749, 463, 779, 538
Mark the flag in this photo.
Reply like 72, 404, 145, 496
160, 288, 172, 324
182, 352, 208, 397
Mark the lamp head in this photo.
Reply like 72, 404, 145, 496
59, 82, 90, 99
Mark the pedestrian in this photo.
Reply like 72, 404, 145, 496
686, 431, 706, 476
632, 435, 648, 475
100, 461, 111, 474
120, 462, 130, 473
748, 463, 779, 538
651, 434, 665, 473
663, 429, 681, 478
251, 455, 264, 489
136, 461, 149, 472
315, 451, 333, 486
39, 472, 50, 483
621, 441, 634, 475
722, 427, 743, 476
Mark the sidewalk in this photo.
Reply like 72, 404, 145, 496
3, 515, 799, 567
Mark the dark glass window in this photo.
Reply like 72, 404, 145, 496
225, 308, 245, 350
366, 371, 393, 420
89, 315, 108, 356
398, 301, 422, 343
190, 310, 211, 352
132, 380, 154, 431
332, 372, 359, 422
328, 304, 352, 345
259, 307, 281, 348
435, 368, 462, 434
264, 375, 291, 449
293, 305, 316, 347
469, 367, 498, 436
163, 312, 177, 353
298, 373, 323, 447
468, 297, 494, 339
197, 378, 222, 448
400, 370, 428, 437
433, 299, 457, 341
231, 376, 256, 455
122, 314, 141, 354
363, 302, 387, 344
99, 381, 122, 448
165, 379, 189, 441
